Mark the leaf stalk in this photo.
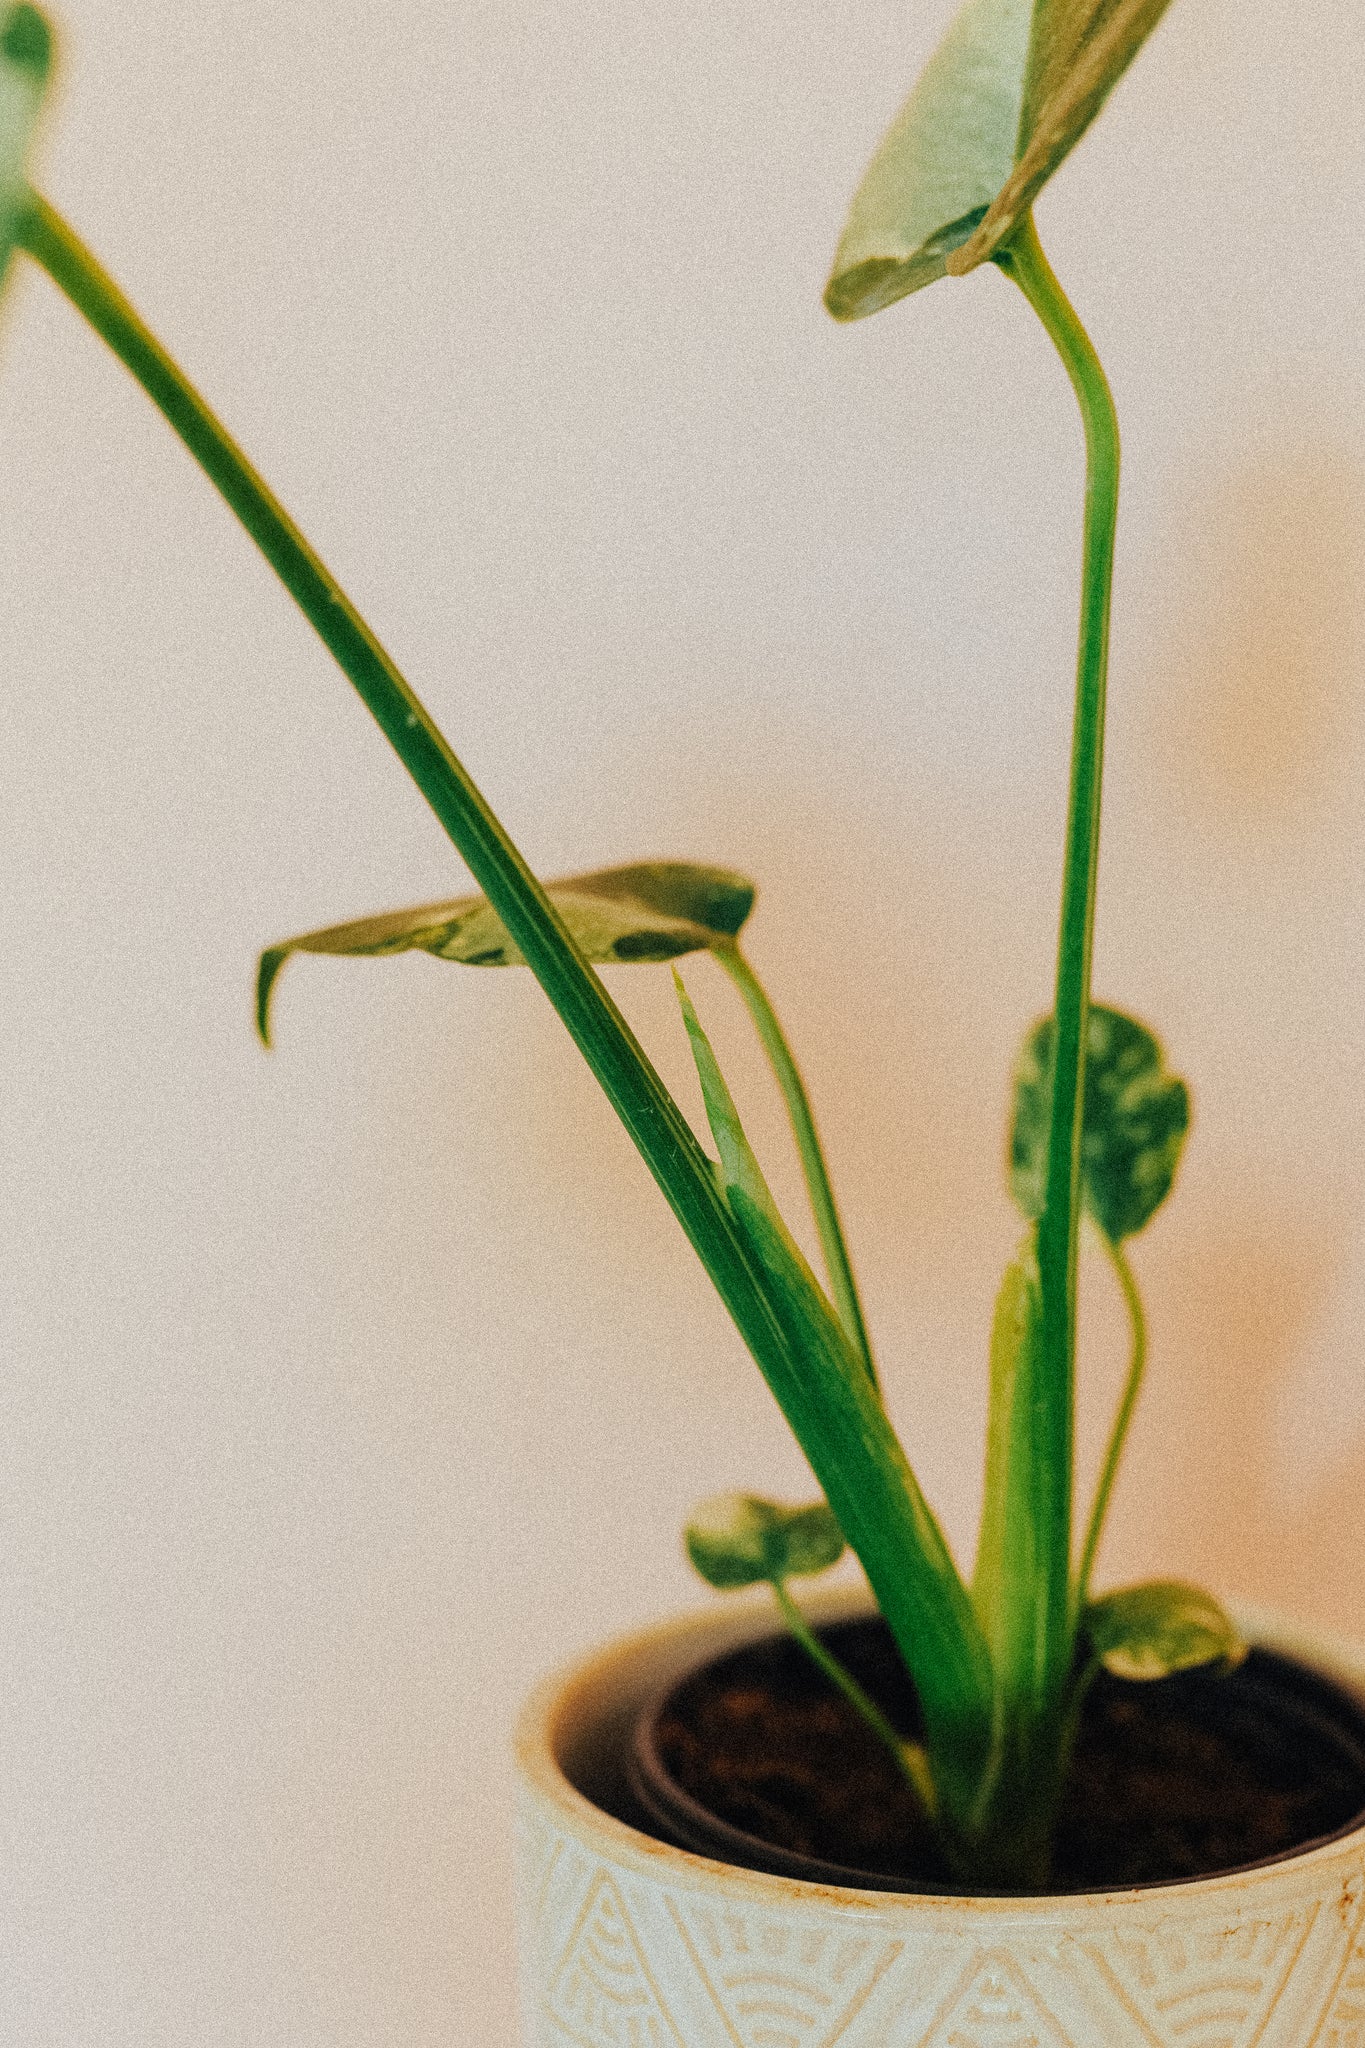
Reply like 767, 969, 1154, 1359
1076, 1231, 1146, 1608
995, 209, 1121, 1704
771, 1581, 935, 1815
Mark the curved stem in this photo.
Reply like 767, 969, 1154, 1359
771, 1581, 934, 1814
15, 192, 997, 1765
1076, 1233, 1146, 1607
994, 211, 1121, 1701
716, 945, 877, 1390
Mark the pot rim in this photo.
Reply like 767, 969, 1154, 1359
515, 1586, 1365, 1919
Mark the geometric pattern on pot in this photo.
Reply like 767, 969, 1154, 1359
907, 1946, 1074, 2047
1069, 1905, 1333, 2048
517, 1803, 1365, 2048
1311, 1920, 1365, 2048
665, 1899, 902, 2047
547, 1868, 684, 2048
514, 1605, 1365, 2048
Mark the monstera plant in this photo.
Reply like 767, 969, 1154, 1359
2, 0, 1242, 1887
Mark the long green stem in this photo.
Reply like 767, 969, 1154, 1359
995, 212, 1120, 1700
1076, 1233, 1145, 1606
716, 945, 877, 1389
15, 192, 995, 1769
771, 1581, 934, 1814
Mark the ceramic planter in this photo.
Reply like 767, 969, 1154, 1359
514, 1591, 1365, 2047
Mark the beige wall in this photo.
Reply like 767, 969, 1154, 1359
3, 0, 1364, 2040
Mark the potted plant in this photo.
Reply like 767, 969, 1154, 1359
5, 2, 1365, 2042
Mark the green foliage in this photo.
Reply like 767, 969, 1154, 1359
673, 971, 996, 1809
1010, 1005, 1190, 1244
825, 0, 1171, 319
12, 0, 1245, 1894
972, 1240, 1047, 1706
685, 1493, 845, 1589
0, 4, 51, 302
1084, 1581, 1246, 1681
257, 860, 755, 1044
824, 0, 1032, 319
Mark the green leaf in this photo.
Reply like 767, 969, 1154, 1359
824, 0, 1170, 319
685, 1493, 845, 1590
824, 0, 1032, 320
0, 6, 52, 303
1084, 1581, 1246, 1681
672, 970, 996, 1778
972, 1237, 1047, 1707
954, 0, 1173, 275
257, 860, 755, 1044
1010, 1004, 1189, 1243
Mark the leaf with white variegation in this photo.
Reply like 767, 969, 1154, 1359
1010, 1004, 1189, 1243
685, 1493, 845, 1590
257, 861, 755, 1044
1084, 1580, 1245, 1680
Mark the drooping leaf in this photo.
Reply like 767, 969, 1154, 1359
0, 6, 52, 302
685, 1492, 845, 1590
824, 0, 1171, 319
972, 1237, 1047, 1706
1010, 1004, 1189, 1243
257, 860, 755, 1044
1084, 1580, 1245, 1681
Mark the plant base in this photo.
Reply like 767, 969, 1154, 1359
629, 1615, 1365, 1894
515, 1592, 1365, 2047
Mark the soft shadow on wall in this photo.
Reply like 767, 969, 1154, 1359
1100, 442, 1365, 1633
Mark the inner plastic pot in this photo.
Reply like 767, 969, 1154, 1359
627, 1615, 1365, 1895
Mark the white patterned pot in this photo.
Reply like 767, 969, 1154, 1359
514, 1593, 1365, 2048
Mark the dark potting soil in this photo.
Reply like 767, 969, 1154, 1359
635, 1617, 1365, 1893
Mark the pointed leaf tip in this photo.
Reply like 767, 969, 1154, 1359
256, 947, 287, 1047
672, 970, 771, 1214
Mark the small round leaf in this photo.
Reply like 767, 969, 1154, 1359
684, 1493, 845, 1590
1010, 1004, 1190, 1242
1084, 1581, 1246, 1682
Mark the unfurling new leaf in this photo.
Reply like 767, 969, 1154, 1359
972, 1238, 1047, 1701
685, 1493, 845, 1590
256, 860, 755, 1043
1010, 1005, 1189, 1243
824, 0, 1172, 320
1084, 1580, 1246, 1681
